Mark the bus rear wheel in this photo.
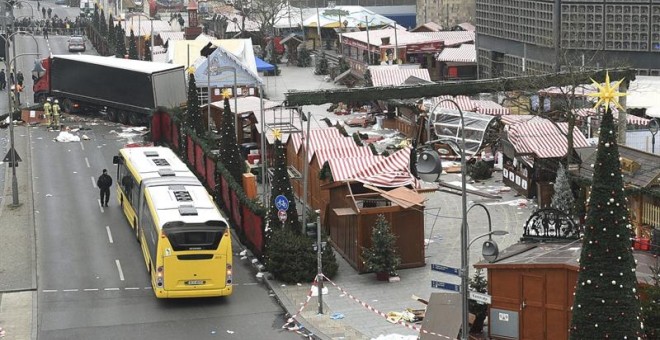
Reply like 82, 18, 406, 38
128, 112, 141, 126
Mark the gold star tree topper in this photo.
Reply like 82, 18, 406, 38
272, 129, 282, 141
588, 71, 626, 111
221, 88, 233, 99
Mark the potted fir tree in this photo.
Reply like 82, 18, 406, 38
361, 214, 401, 280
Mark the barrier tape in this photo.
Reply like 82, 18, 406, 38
281, 277, 317, 339
321, 274, 454, 339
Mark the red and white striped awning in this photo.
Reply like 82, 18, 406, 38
573, 108, 650, 126
368, 66, 432, 86
507, 119, 589, 159
430, 95, 510, 116
436, 44, 476, 63
291, 128, 345, 154
327, 147, 420, 188
314, 147, 374, 167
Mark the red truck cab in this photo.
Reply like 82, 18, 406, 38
33, 57, 51, 104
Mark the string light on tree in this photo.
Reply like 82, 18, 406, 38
569, 72, 644, 339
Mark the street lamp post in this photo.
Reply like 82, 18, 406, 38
648, 118, 659, 154
416, 99, 508, 339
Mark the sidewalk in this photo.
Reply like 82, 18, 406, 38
0, 124, 37, 340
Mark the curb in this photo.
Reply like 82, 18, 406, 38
241, 248, 327, 340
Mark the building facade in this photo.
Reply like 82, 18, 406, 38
417, 0, 476, 28
476, 0, 660, 78
288, 0, 417, 28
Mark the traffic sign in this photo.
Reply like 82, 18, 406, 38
468, 291, 492, 304
431, 280, 460, 292
274, 195, 289, 211
3, 147, 21, 163
431, 264, 460, 277
278, 210, 288, 222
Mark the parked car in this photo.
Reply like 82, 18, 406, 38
67, 36, 85, 52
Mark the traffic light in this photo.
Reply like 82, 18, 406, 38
306, 222, 317, 238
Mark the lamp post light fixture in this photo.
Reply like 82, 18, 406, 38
648, 118, 659, 154
416, 99, 507, 339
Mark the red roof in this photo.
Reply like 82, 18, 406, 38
506, 118, 589, 159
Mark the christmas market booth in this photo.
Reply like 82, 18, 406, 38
474, 240, 656, 340
286, 127, 426, 272
499, 115, 589, 205
573, 144, 660, 247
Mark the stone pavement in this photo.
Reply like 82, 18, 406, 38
0, 124, 37, 340
260, 64, 536, 339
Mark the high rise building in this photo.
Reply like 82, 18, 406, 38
476, 0, 660, 78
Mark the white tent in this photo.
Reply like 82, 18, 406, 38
302, 6, 395, 28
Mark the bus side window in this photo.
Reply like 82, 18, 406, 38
122, 174, 134, 200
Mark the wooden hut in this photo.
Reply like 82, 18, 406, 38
325, 183, 426, 272
573, 145, 660, 241
474, 240, 656, 340
499, 115, 589, 205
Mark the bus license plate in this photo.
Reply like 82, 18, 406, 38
187, 280, 205, 285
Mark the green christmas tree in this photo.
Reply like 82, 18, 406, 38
107, 15, 116, 51
314, 52, 329, 75
569, 75, 644, 339
99, 9, 107, 37
364, 68, 373, 87
361, 214, 400, 275
551, 163, 575, 217
143, 36, 152, 61
115, 22, 126, 58
217, 90, 244, 185
128, 29, 139, 60
469, 269, 489, 333
297, 46, 311, 67
267, 131, 301, 233
185, 72, 204, 135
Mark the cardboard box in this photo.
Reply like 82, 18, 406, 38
21, 109, 45, 124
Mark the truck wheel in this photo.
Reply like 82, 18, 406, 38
106, 109, 118, 122
119, 111, 130, 125
128, 112, 141, 126
63, 99, 74, 113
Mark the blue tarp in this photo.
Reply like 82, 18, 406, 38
255, 57, 275, 72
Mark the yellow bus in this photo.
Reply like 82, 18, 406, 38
113, 146, 233, 298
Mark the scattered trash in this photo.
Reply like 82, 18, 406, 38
240, 256, 247, 260
239, 249, 247, 256
210, 330, 216, 335
45, 194, 53, 197
296, 283, 302, 286
55, 131, 80, 142
251, 258, 258, 264
424, 239, 434, 246
226, 330, 234, 334
82, 134, 90, 140
330, 312, 344, 320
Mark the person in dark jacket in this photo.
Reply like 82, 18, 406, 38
97, 169, 112, 207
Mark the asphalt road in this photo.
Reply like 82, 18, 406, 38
0, 3, 303, 339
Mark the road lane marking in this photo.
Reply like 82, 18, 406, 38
85, 157, 90, 168
42, 290, 57, 293
62, 289, 78, 292
91, 176, 96, 188
79, 142, 84, 151
104, 288, 120, 291
125, 287, 140, 290
106, 226, 113, 243
99, 199, 104, 212
115, 259, 125, 281
83, 288, 99, 292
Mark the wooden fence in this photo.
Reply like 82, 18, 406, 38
152, 112, 266, 257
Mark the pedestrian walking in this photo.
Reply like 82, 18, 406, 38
16, 71, 24, 86
43, 26, 48, 39
0, 69, 5, 90
41, 6, 46, 19
97, 169, 112, 207
47, 8, 52, 19
9, 70, 14, 85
